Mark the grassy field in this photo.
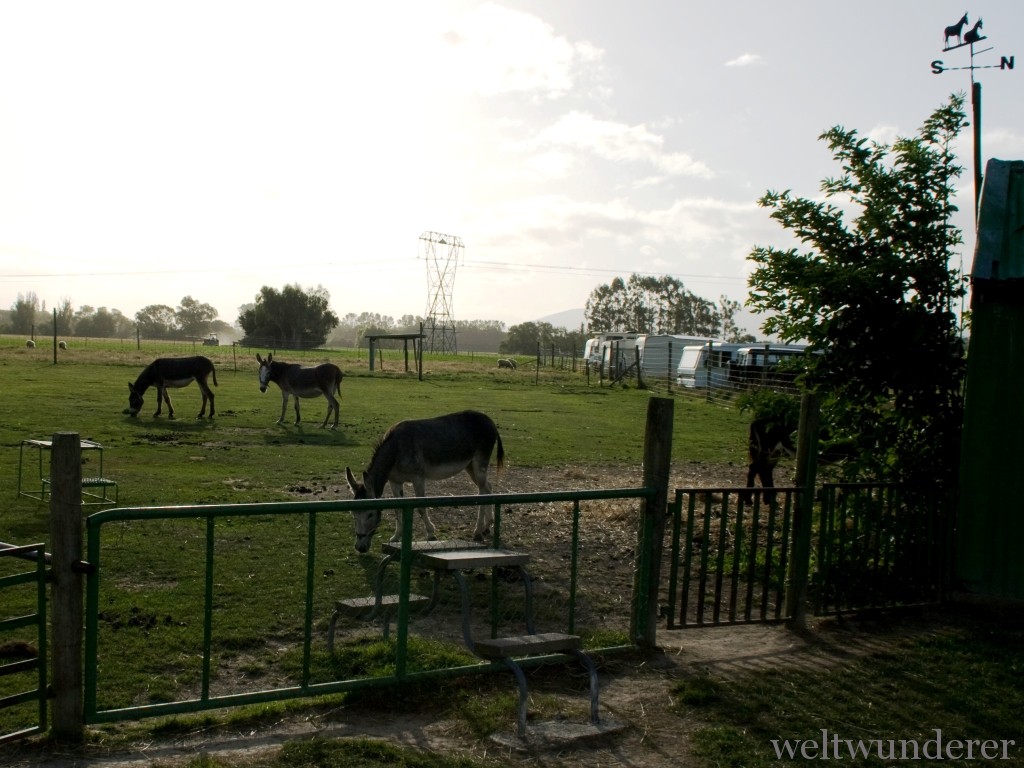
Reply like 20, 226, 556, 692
0, 335, 746, 740
1, 336, 748, 515
2, 337, 1024, 767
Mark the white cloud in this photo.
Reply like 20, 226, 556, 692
985, 128, 1024, 156
534, 112, 714, 178
438, 2, 603, 99
867, 125, 900, 145
725, 53, 765, 67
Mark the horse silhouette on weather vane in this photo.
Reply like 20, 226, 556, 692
932, 13, 1011, 74
931, 12, 1015, 218
943, 13, 986, 52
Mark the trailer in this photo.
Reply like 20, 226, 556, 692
676, 341, 809, 391
675, 341, 745, 389
636, 335, 710, 381
582, 333, 643, 376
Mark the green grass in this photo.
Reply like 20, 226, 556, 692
274, 737, 485, 768
1, 337, 748, 510
0, 336, 748, 741
4, 337, 1024, 766
671, 604, 1024, 767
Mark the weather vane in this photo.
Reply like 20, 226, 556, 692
931, 13, 1015, 218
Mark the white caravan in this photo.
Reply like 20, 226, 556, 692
637, 335, 712, 380
675, 342, 746, 389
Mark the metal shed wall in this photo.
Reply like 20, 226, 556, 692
957, 158, 1024, 599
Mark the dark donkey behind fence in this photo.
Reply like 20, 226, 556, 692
256, 353, 344, 429
743, 416, 796, 504
125, 356, 217, 419
743, 415, 857, 504
345, 409, 505, 553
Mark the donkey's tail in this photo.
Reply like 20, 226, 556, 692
495, 434, 505, 476
212, 366, 219, 387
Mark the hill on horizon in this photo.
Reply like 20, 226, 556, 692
534, 308, 585, 329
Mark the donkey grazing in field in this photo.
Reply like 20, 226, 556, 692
345, 410, 505, 553
125, 356, 217, 419
256, 353, 343, 429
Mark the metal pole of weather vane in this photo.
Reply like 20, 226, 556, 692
931, 14, 1015, 221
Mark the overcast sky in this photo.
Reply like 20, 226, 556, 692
1, 2, 1021, 333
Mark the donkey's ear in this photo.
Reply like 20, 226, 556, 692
256, 353, 263, 364
345, 467, 360, 492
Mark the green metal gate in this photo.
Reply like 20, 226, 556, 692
82, 488, 655, 725
664, 487, 797, 628
662, 482, 952, 629
814, 483, 953, 614
0, 543, 49, 744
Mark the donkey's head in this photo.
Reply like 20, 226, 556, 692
256, 353, 273, 393
346, 466, 383, 553
124, 383, 144, 417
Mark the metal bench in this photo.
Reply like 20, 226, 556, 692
17, 439, 118, 507
415, 547, 601, 738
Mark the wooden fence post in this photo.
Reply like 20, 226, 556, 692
418, 323, 424, 381
632, 397, 674, 651
786, 393, 821, 628
48, 432, 84, 740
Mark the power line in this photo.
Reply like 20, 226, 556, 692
463, 258, 747, 284
0, 257, 748, 286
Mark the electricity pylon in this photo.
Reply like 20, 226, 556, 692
419, 231, 463, 354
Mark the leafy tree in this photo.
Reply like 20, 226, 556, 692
175, 296, 219, 338
75, 306, 132, 338
135, 304, 178, 338
746, 95, 968, 486
452, 319, 508, 353
500, 321, 586, 356
584, 274, 725, 337
55, 297, 75, 335
719, 295, 756, 343
38, 297, 75, 336
238, 284, 339, 349
9, 291, 40, 334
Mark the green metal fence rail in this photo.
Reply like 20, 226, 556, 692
0, 543, 49, 744
84, 487, 655, 724
664, 488, 797, 628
